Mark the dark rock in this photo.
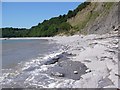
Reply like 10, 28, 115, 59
84, 60, 91, 63
67, 53, 76, 56
112, 25, 115, 29
44, 53, 65, 65
114, 28, 118, 31
115, 74, 120, 78
100, 56, 113, 61
47, 60, 87, 80
98, 77, 113, 88
105, 50, 116, 54
44, 57, 59, 65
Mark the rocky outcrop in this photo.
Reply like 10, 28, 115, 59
86, 2, 119, 34
68, 2, 119, 35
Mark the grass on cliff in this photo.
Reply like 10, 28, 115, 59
67, 2, 114, 35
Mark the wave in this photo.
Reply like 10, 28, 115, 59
1, 48, 66, 88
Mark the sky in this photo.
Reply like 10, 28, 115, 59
2, 2, 81, 28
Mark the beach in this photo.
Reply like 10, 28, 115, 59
51, 30, 119, 88
1, 30, 119, 88
1, 1, 119, 89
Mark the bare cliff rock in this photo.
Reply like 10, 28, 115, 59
67, 2, 119, 34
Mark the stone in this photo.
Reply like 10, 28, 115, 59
74, 71, 78, 74
51, 72, 64, 77
84, 60, 91, 63
86, 69, 91, 73
44, 57, 59, 65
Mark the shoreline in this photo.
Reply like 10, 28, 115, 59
50, 30, 119, 88
1, 30, 119, 88
0, 37, 53, 40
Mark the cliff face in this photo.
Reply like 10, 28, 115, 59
67, 2, 119, 35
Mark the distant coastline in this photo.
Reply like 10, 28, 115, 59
0, 37, 53, 40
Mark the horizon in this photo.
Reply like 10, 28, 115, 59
2, 2, 81, 29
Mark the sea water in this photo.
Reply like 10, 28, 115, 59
2, 39, 59, 69
1, 39, 64, 88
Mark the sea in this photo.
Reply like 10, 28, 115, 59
1, 39, 63, 88
2, 39, 60, 69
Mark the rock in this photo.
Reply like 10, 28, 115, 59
44, 56, 61, 65
98, 77, 114, 88
51, 72, 64, 77
44, 52, 67, 65
114, 28, 118, 31
115, 74, 120, 79
47, 60, 87, 80
105, 50, 116, 54
86, 69, 91, 73
84, 60, 91, 63
112, 25, 115, 29
112, 40, 118, 45
74, 71, 78, 74
23, 66, 36, 72
89, 42, 98, 45
44, 58, 59, 65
